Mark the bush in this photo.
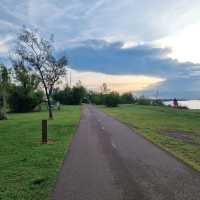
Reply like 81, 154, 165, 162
151, 99, 164, 106
177, 106, 188, 110
136, 96, 152, 105
52, 86, 86, 105
104, 92, 120, 107
135, 97, 164, 106
53, 87, 73, 105
88, 92, 105, 105
72, 86, 87, 105
8, 86, 43, 113
120, 93, 135, 104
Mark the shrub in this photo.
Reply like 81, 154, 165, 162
52, 86, 87, 105
72, 86, 87, 105
151, 99, 164, 106
177, 106, 188, 110
8, 86, 43, 113
136, 96, 152, 105
104, 92, 120, 107
88, 92, 105, 105
120, 93, 135, 104
53, 87, 73, 105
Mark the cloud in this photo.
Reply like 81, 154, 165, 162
61, 39, 198, 79
1, 0, 200, 98
137, 77, 200, 99
66, 68, 164, 93
157, 22, 200, 63
0, 35, 13, 54
1, 0, 200, 46
58, 39, 200, 98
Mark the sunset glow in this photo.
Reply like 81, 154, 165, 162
68, 69, 164, 93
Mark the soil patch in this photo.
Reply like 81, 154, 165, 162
159, 131, 195, 143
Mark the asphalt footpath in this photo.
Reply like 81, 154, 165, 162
52, 105, 200, 200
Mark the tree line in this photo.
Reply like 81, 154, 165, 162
0, 27, 163, 120
0, 60, 163, 120
53, 86, 163, 107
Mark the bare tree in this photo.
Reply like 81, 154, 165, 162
101, 82, 110, 94
14, 27, 67, 119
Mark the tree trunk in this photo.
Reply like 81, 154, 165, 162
3, 92, 7, 119
0, 92, 7, 120
46, 93, 53, 119
41, 78, 53, 119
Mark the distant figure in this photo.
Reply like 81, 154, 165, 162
173, 98, 178, 108
56, 101, 61, 111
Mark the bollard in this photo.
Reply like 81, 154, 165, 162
42, 120, 48, 144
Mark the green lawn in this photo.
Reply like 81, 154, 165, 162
100, 104, 200, 172
0, 106, 81, 200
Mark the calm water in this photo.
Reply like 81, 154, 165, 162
164, 100, 200, 109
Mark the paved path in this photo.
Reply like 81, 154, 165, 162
53, 105, 200, 200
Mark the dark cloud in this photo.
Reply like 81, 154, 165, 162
61, 40, 198, 78
59, 39, 200, 99
136, 77, 200, 99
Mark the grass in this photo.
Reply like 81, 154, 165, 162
0, 105, 81, 200
100, 104, 200, 172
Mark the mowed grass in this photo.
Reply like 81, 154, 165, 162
0, 106, 81, 200
100, 104, 200, 172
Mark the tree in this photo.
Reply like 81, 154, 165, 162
104, 92, 120, 107
52, 85, 87, 105
0, 64, 10, 120
9, 86, 43, 113
101, 83, 110, 94
88, 91, 105, 105
14, 27, 67, 119
12, 59, 40, 90
8, 60, 43, 113
120, 92, 135, 104
52, 86, 73, 105
72, 86, 86, 105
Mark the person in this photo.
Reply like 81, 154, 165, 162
173, 98, 178, 108
56, 101, 61, 111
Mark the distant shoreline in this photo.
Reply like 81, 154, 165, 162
163, 99, 200, 109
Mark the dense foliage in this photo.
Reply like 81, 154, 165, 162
104, 92, 120, 107
120, 92, 136, 104
52, 87, 163, 107
0, 62, 165, 115
9, 86, 43, 112
8, 62, 44, 113
53, 86, 86, 105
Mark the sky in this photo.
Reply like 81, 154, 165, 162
1, 0, 200, 98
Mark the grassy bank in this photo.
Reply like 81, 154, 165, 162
100, 104, 200, 172
0, 106, 81, 200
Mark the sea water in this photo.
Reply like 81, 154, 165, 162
164, 100, 200, 109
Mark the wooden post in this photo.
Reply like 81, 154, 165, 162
42, 120, 48, 144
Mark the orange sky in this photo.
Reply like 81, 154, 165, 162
65, 69, 165, 94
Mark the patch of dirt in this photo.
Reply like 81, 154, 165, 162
34, 139, 56, 145
159, 131, 195, 143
